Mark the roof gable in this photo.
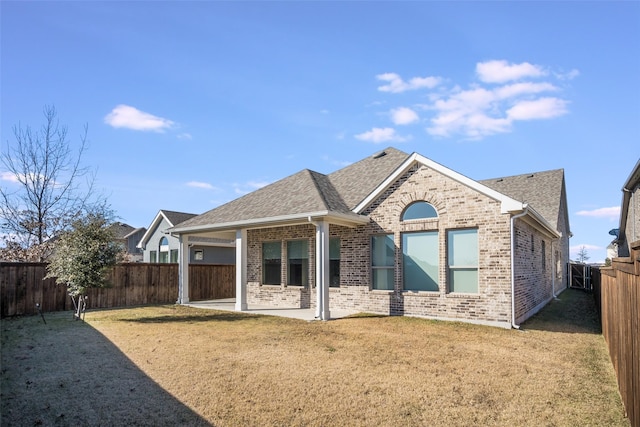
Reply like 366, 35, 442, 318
480, 169, 566, 229
328, 147, 410, 210
137, 209, 197, 248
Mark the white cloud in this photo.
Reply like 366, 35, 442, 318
494, 82, 558, 99
368, 60, 575, 140
391, 107, 419, 125
177, 133, 192, 140
476, 60, 546, 83
1, 171, 19, 183
234, 180, 270, 195
186, 181, 216, 190
576, 206, 620, 220
507, 97, 568, 120
556, 69, 580, 80
104, 105, 175, 132
377, 73, 441, 93
355, 127, 410, 144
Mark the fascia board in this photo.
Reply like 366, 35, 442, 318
136, 211, 171, 248
170, 210, 369, 235
354, 152, 525, 214
523, 205, 562, 239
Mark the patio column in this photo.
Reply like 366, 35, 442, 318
235, 228, 248, 311
178, 235, 189, 304
315, 220, 330, 320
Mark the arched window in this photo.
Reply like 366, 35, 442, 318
159, 236, 169, 263
402, 201, 437, 221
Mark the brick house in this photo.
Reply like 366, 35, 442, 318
171, 148, 570, 328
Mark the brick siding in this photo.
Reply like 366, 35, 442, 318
245, 163, 557, 328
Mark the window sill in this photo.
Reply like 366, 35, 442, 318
402, 290, 440, 297
446, 293, 481, 299
371, 289, 394, 294
260, 284, 282, 288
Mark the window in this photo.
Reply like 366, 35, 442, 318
372, 234, 395, 290
542, 240, 546, 269
170, 249, 179, 263
150, 250, 157, 263
159, 236, 169, 263
329, 237, 340, 287
402, 201, 437, 221
287, 240, 309, 286
447, 229, 478, 293
403, 231, 439, 291
262, 241, 281, 285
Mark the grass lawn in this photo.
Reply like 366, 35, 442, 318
1, 289, 629, 426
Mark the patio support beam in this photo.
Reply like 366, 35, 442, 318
235, 228, 248, 311
178, 235, 189, 304
314, 220, 330, 320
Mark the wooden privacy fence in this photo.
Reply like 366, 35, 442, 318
593, 241, 639, 427
1, 262, 235, 318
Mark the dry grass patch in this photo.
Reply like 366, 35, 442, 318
2, 289, 629, 426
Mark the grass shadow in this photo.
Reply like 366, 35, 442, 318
121, 311, 261, 324
1, 312, 211, 426
520, 288, 602, 334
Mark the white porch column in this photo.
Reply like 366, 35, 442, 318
315, 220, 330, 320
235, 229, 248, 311
178, 235, 189, 304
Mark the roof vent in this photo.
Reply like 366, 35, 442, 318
527, 174, 534, 178
372, 150, 387, 159
496, 178, 503, 182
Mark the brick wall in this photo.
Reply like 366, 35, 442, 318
512, 220, 555, 323
244, 163, 556, 328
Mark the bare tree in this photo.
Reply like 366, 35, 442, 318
577, 246, 590, 264
0, 105, 106, 261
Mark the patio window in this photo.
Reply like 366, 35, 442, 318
447, 229, 478, 293
402, 201, 437, 221
262, 241, 281, 285
287, 240, 308, 286
372, 234, 394, 290
402, 231, 439, 291
150, 250, 157, 263
329, 237, 340, 287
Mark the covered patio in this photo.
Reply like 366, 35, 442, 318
184, 298, 358, 321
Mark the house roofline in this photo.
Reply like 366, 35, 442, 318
136, 211, 175, 249
354, 152, 524, 214
617, 159, 640, 241
170, 210, 370, 234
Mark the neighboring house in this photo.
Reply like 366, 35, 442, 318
137, 209, 235, 264
108, 222, 146, 262
614, 159, 640, 257
170, 147, 570, 328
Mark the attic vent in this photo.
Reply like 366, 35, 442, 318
372, 150, 387, 159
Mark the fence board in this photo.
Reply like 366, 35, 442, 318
1, 262, 234, 317
594, 245, 640, 427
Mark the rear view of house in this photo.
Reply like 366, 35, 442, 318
171, 148, 570, 328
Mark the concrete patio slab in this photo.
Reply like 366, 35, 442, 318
184, 298, 357, 321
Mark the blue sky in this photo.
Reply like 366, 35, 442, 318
1, 1, 638, 263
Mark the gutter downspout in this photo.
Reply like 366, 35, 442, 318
510, 206, 529, 329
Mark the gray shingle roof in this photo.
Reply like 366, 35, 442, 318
108, 222, 136, 239
174, 148, 410, 230
480, 169, 566, 229
161, 210, 197, 226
